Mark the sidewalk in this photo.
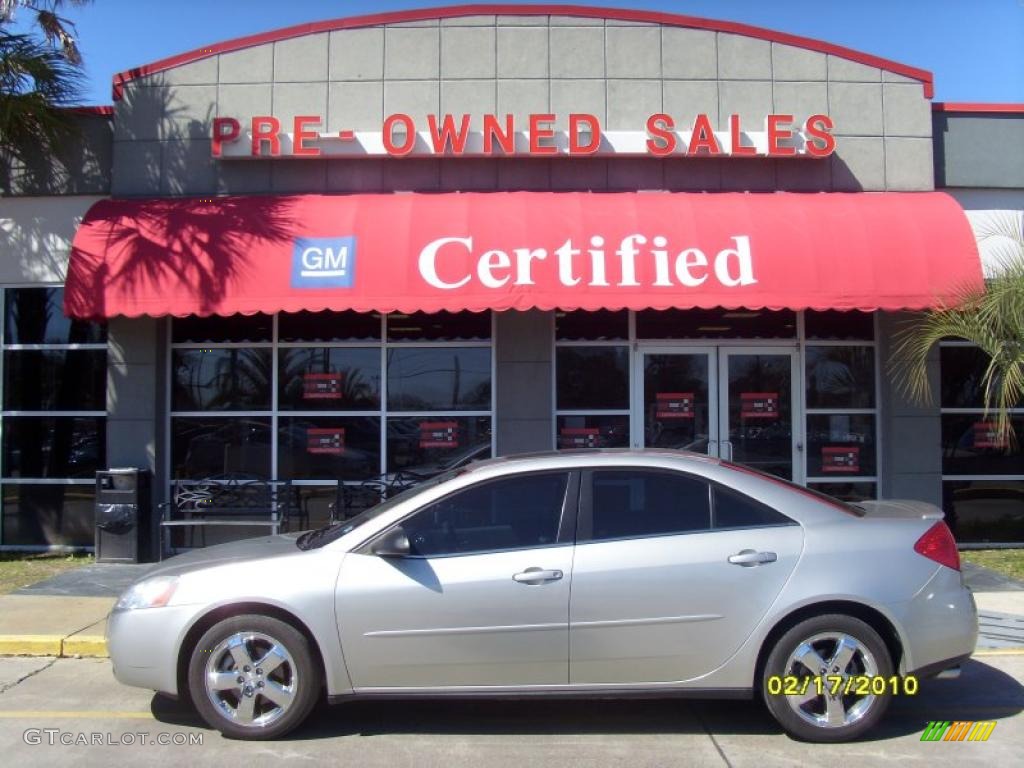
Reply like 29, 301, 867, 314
0, 564, 1022, 659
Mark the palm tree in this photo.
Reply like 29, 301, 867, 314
890, 213, 1024, 447
0, 1, 90, 158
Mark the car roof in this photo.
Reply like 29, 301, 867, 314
463, 448, 723, 473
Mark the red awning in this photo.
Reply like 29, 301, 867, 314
64, 191, 982, 319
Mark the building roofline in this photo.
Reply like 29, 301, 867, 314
110, 3, 934, 100
932, 102, 1024, 114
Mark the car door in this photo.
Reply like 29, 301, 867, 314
569, 468, 803, 684
336, 470, 577, 690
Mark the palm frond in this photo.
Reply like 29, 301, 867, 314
0, 30, 82, 155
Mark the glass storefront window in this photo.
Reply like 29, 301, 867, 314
171, 417, 272, 479
805, 346, 876, 409
556, 346, 629, 410
278, 310, 382, 342
1, 288, 106, 547
555, 310, 629, 341
807, 482, 877, 503
939, 343, 1024, 543
171, 314, 273, 344
636, 308, 796, 339
3, 287, 106, 344
1, 484, 97, 547
386, 416, 492, 475
167, 312, 493, 525
3, 350, 106, 411
804, 310, 874, 341
943, 480, 1024, 544
386, 348, 491, 411
386, 311, 490, 342
940, 346, 1021, 409
277, 416, 381, 480
172, 348, 272, 411
278, 348, 381, 410
941, 415, 1024, 476
2, 417, 105, 479
806, 414, 877, 478
556, 414, 630, 449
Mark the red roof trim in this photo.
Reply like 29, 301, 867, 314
111, 4, 934, 100
932, 102, 1024, 114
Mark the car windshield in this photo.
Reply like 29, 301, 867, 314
296, 469, 464, 550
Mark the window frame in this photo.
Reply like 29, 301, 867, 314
361, 469, 580, 559
939, 339, 1024, 545
552, 311, 881, 501
576, 466, 797, 544
0, 285, 108, 548
166, 312, 496, 507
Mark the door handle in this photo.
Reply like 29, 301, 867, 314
727, 550, 778, 567
512, 567, 563, 584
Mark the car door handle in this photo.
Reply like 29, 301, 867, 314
512, 568, 563, 584
727, 550, 778, 567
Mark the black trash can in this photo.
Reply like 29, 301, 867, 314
95, 469, 153, 563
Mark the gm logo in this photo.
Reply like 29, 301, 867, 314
291, 237, 356, 288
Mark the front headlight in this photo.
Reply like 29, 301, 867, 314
114, 576, 179, 611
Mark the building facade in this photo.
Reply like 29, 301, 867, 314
1, 5, 1021, 551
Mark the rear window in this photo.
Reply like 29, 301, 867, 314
721, 460, 865, 517
712, 486, 794, 528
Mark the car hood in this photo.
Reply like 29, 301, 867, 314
140, 533, 304, 581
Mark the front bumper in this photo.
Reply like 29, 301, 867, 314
106, 604, 199, 696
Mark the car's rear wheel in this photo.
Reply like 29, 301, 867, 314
762, 614, 893, 742
188, 614, 320, 740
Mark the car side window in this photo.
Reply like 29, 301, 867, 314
402, 472, 569, 557
712, 486, 794, 529
588, 470, 711, 541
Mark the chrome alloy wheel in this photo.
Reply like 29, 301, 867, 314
782, 631, 879, 729
204, 632, 298, 728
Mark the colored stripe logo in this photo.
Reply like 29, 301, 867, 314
920, 720, 996, 741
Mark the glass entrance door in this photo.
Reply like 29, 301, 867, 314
636, 348, 717, 455
719, 349, 800, 481
635, 347, 801, 481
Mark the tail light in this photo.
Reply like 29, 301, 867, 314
913, 521, 960, 571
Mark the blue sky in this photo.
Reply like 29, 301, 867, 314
21, 0, 1024, 104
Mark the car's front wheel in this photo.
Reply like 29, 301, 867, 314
188, 614, 320, 739
762, 614, 893, 742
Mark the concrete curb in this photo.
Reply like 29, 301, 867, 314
0, 634, 107, 658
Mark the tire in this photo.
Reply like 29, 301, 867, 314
762, 613, 893, 743
188, 614, 320, 740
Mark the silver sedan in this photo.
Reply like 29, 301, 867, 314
107, 450, 977, 742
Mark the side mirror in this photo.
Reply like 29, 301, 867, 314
372, 528, 411, 558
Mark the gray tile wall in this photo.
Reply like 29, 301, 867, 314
112, 14, 935, 196
2, 113, 113, 197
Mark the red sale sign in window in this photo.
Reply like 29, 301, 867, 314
973, 422, 1007, 449
307, 427, 345, 455
420, 421, 459, 449
655, 392, 695, 419
740, 392, 779, 419
303, 372, 344, 400
821, 446, 860, 473
559, 427, 599, 449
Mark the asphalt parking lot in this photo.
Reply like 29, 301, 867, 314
0, 653, 1020, 767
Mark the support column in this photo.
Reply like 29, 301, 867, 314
106, 315, 168, 508
494, 310, 555, 456
877, 311, 943, 505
